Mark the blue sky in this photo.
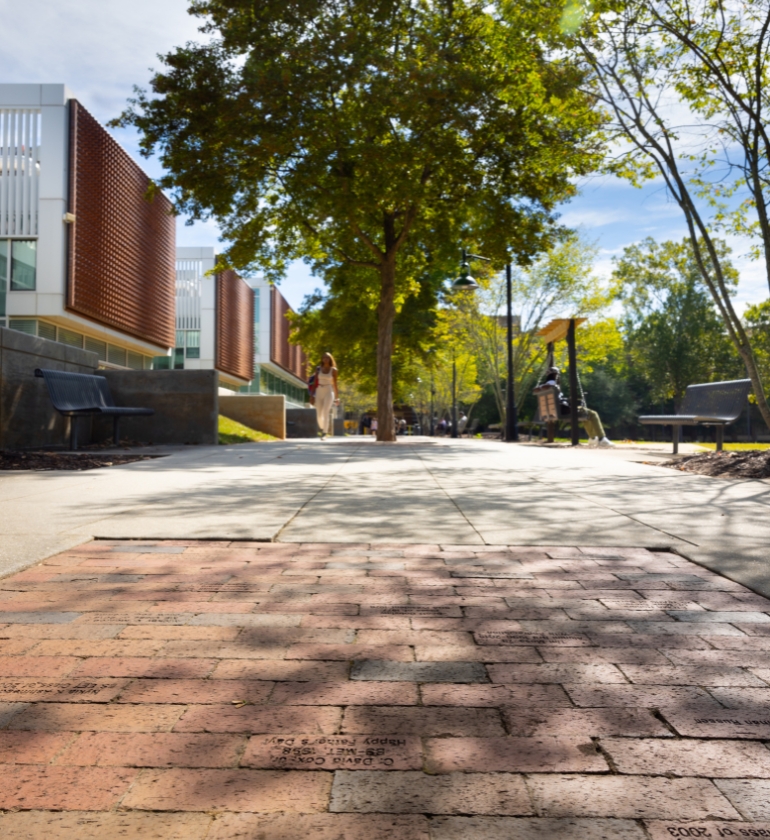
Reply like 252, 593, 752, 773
2, 0, 766, 312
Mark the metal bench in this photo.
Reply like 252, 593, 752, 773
639, 379, 751, 454
35, 368, 154, 450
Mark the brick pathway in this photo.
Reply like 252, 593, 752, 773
1, 541, 770, 838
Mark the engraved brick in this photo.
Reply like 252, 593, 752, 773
330, 770, 532, 815
528, 775, 740, 819
122, 768, 331, 812
242, 733, 422, 770
0, 678, 127, 703
661, 708, 770, 739
646, 822, 770, 840
601, 737, 770, 777
425, 736, 607, 773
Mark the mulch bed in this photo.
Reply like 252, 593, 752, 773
661, 449, 770, 479
0, 451, 160, 471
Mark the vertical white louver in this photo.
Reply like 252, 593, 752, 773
0, 109, 41, 237
175, 257, 203, 330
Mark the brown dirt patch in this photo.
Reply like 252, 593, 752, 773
661, 449, 770, 479
0, 451, 161, 471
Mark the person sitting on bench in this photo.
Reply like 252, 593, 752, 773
534, 367, 614, 447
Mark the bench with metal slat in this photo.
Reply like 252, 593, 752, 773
639, 379, 751, 454
35, 368, 154, 450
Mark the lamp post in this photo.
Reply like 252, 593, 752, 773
505, 263, 519, 442
451, 248, 488, 439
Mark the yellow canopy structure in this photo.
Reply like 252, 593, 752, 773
536, 317, 587, 345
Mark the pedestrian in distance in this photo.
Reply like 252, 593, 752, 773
312, 352, 339, 439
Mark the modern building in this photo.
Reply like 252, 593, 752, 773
0, 84, 176, 368
174, 247, 308, 403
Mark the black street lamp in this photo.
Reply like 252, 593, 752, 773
504, 263, 519, 442
450, 248, 488, 439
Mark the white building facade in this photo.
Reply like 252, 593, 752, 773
0, 84, 176, 368
175, 247, 308, 404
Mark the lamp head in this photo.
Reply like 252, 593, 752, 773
452, 258, 479, 291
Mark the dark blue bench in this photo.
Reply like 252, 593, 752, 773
35, 368, 154, 450
639, 379, 751, 454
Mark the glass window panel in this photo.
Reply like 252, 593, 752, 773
58, 328, 83, 348
176, 330, 186, 348
0, 241, 7, 318
185, 330, 200, 358
9, 318, 37, 336
107, 345, 127, 367
127, 351, 144, 370
152, 355, 171, 370
85, 336, 107, 359
173, 347, 185, 369
38, 321, 57, 342
10, 241, 36, 291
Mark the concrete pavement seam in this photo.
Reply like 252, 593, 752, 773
274, 442, 365, 542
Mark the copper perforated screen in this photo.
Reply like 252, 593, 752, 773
216, 269, 254, 382
67, 100, 176, 349
270, 286, 307, 381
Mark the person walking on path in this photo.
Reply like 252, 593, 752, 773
313, 352, 339, 438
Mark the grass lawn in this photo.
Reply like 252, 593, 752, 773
218, 415, 278, 445
696, 442, 770, 451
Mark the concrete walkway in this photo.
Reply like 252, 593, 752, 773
1, 539, 770, 838
2, 437, 770, 596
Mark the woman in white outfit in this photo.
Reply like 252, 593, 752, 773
313, 352, 339, 438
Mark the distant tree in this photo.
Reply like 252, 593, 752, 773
744, 300, 770, 389
576, 0, 770, 429
451, 235, 609, 425
613, 239, 742, 408
115, 0, 604, 440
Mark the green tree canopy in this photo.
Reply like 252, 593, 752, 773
613, 238, 742, 407
116, 0, 604, 439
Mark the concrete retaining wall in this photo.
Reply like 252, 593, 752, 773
94, 370, 219, 446
219, 394, 286, 440
0, 327, 99, 449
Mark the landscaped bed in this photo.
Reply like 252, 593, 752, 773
0, 451, 159, 471
662, 449, 770, 479
218, 415, 278, 444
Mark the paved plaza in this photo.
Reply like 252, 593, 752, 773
2, 438, 770, 836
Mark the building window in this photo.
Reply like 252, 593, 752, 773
0, 241, 6, 325
38, 321, 57, 342
253, 288, 260, 356
10, 240, 36, 291
185, 330, 201, 359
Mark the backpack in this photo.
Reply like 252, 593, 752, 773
307, 366, 319, 397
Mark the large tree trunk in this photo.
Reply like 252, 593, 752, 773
376, 257, 397, 442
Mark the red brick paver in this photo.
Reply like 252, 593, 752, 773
0, 540, 768, 834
